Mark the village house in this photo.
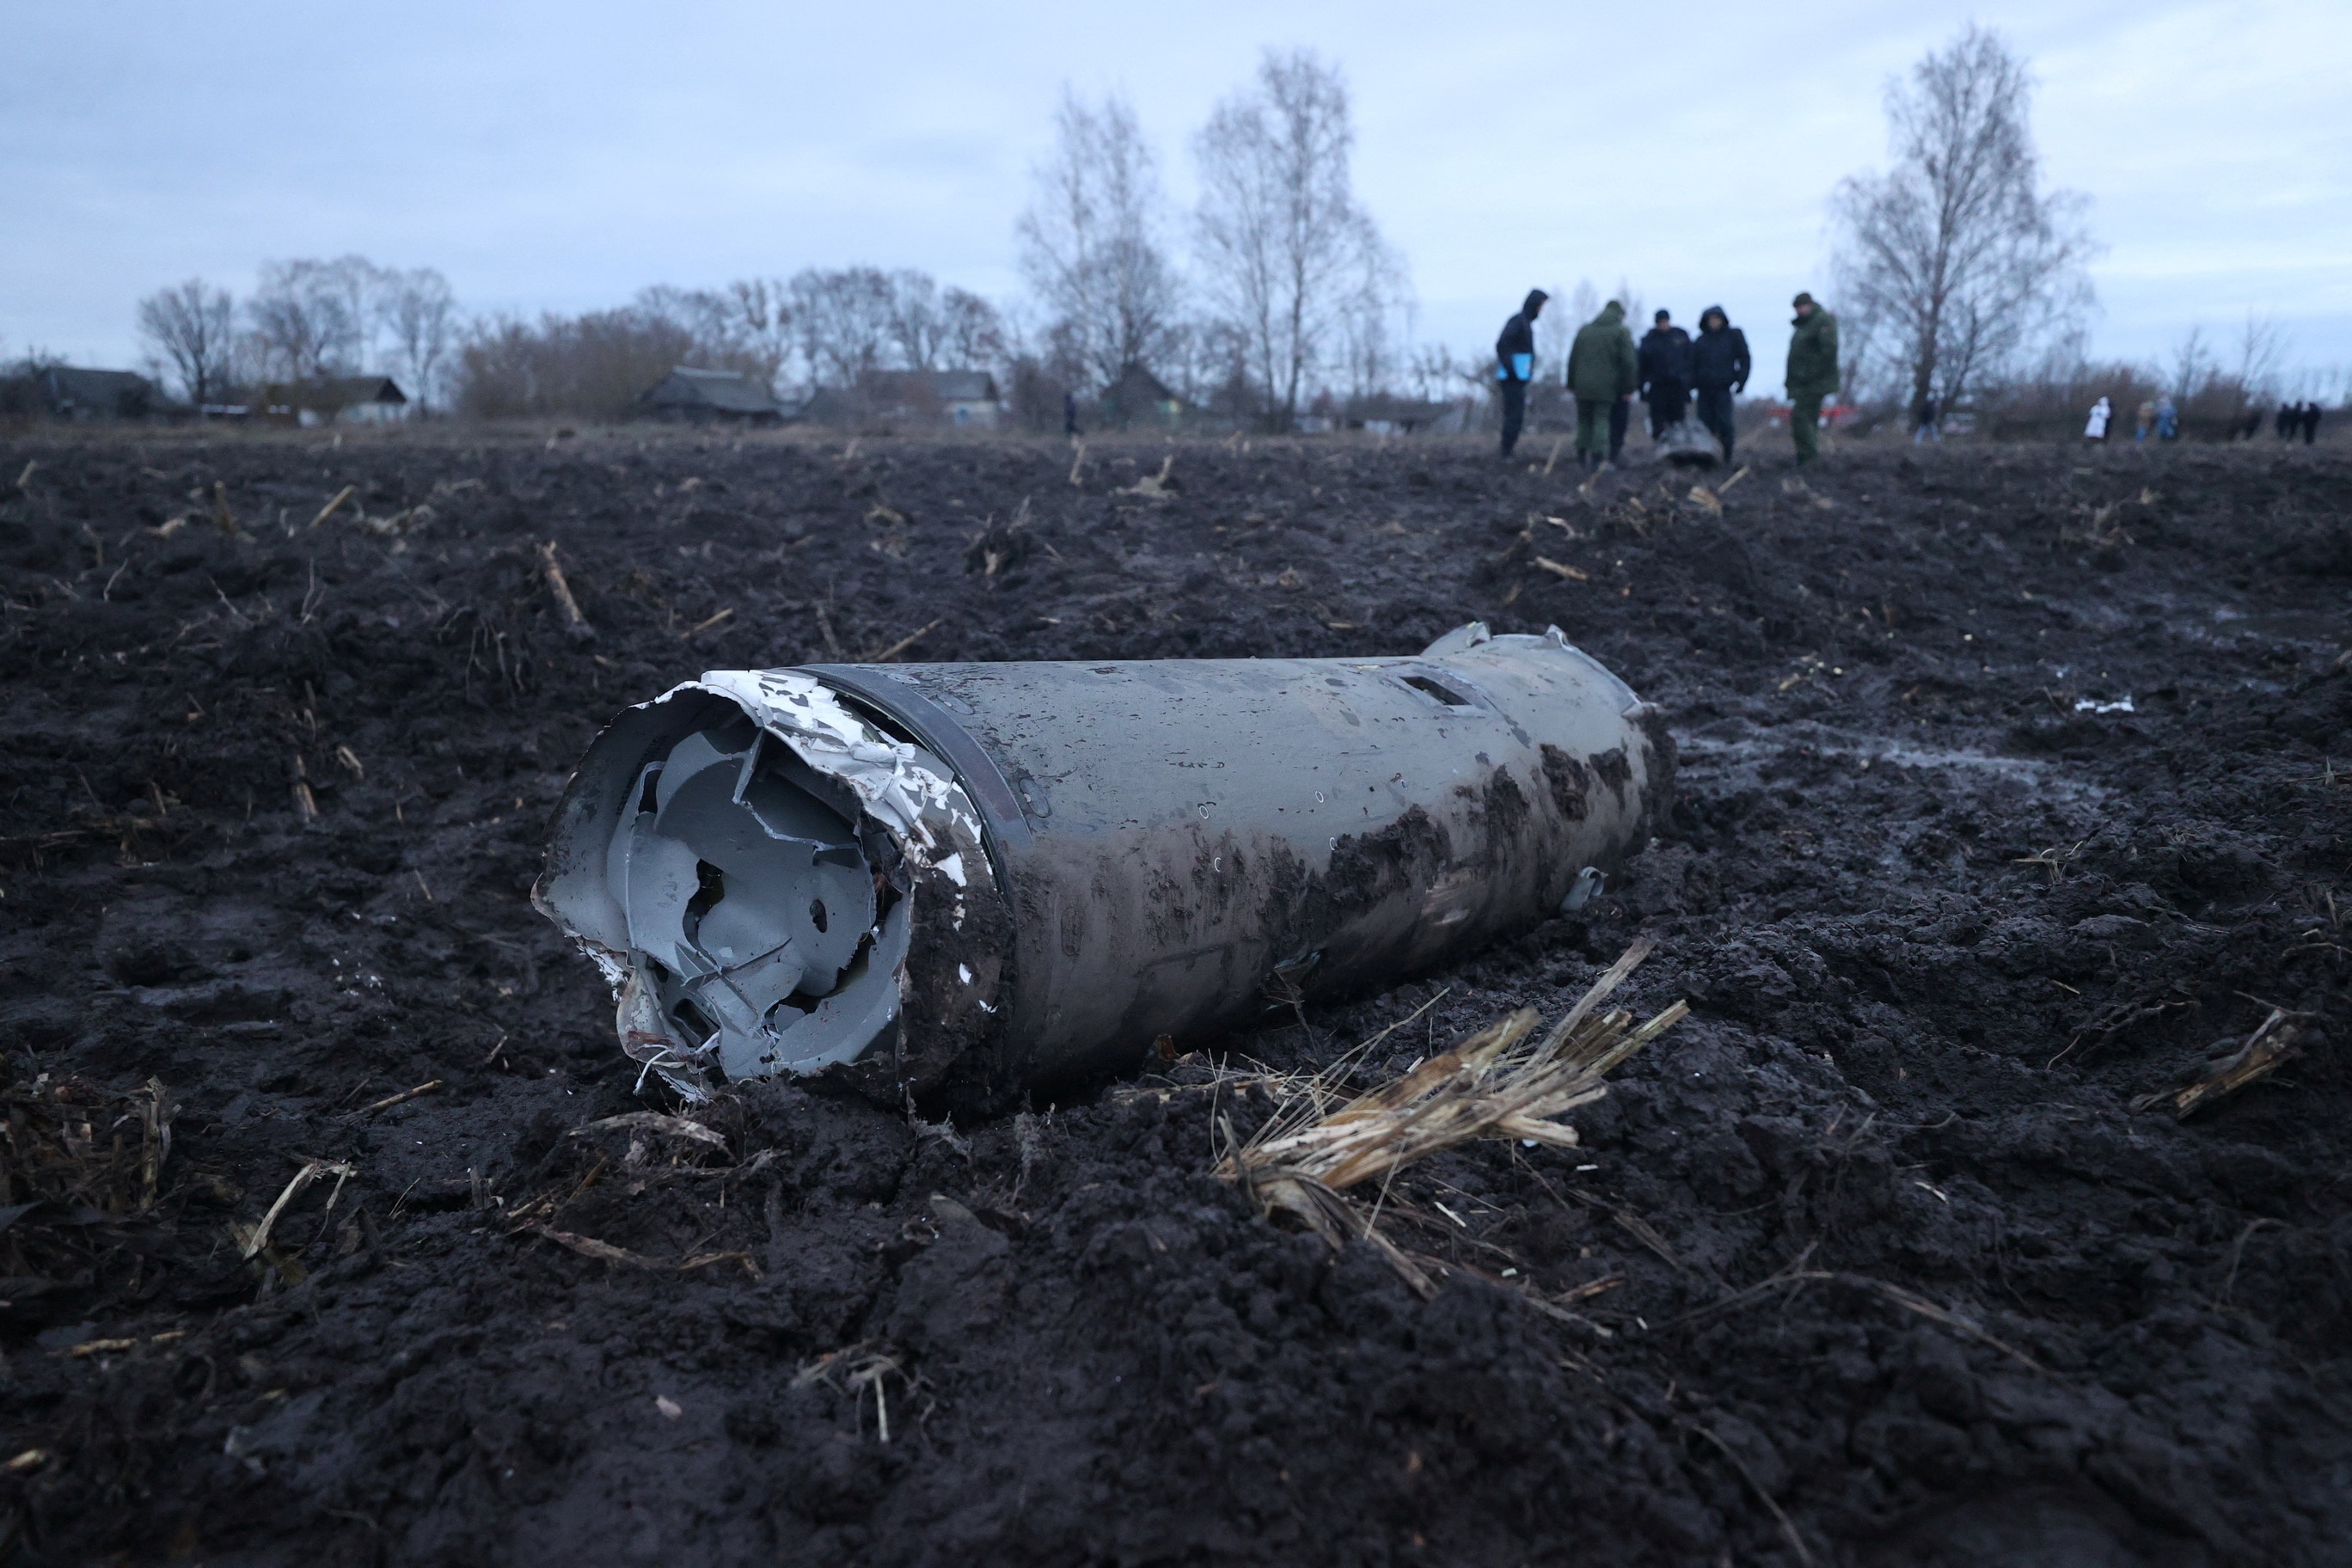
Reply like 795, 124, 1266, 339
291, 377, 409, 426
635, 366, 786, 426
13, 366, 172, 421
855, 369, 1002, 428
1105, 363, 1185, 429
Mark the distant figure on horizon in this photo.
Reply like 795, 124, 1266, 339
2134, 401, 2155, 443
1913, 392, 1941, 444
1493, 289, 1548, 459
1063, 390, 1080, 438
1567, 299, 1637, 474
1637, 309, 1693, 439
2156, 396, 2180, 443
2085, 395, 2112, 442
1785, 292, 1839, 464
2239, 407, 2263, 441
2277, 401, 2296, 439
2304, 401, 2324, 445
1690, 306, 1749, 462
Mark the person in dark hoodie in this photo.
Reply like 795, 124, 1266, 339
1688, 305, 1749, 462
1493, 289, 1547, 458
1637, 309, 1693, 438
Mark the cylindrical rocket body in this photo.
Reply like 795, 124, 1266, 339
536, 625, 1672, 1103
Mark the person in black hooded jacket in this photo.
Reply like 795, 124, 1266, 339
1494, 289, 1547, 458
1688, 305, 1750, 461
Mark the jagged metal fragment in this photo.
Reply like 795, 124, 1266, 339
536, 671, 994, 1098
1654, 420, 1722, 467
536, 624, 1673, 1105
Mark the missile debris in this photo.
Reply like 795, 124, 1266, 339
1654, 420, 1722, 468
535, 622, 1673, 1104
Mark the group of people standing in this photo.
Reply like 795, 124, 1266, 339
2082, 395, 2327, 446
1496, 291, 1840, 471
2274, 401, 2327, 444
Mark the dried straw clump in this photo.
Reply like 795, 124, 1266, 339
0, 1071, 176, 1283
1217, 939, 1686, 1292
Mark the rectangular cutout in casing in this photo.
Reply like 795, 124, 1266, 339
1401, 674, 1473, 707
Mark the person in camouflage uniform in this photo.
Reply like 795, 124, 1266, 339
1784, 291, 1839, 464
1566, 300, 1638, 474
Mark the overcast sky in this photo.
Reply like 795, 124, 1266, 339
7, 0, 2348, 390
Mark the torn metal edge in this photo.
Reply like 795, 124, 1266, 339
536, 669, 1001, 1100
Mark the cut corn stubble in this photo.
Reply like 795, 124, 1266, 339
1217, 939, 1687, 1293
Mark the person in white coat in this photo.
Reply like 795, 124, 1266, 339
2085, 395, 2112, 442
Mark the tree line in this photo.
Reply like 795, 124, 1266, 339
456, 270, 1008, 422
120, 48, 1410, 431
135, 258, 456, 410
92, 30, 2345, 436
1828, 25, 2343, 433
1017, 49, 1409, 427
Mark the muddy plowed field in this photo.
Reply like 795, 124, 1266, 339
2, 429, 2348, 1566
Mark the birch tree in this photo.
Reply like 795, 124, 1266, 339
1016, 89, 1180, 391
1831, 26, 2096, 411
1192, 50, 1404, 426
385, 267, 457, 408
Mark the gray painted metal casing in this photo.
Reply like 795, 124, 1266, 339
537, 623, 1672, 1103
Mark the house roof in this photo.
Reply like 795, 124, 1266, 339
1108, 363, 1182, 407
253, 377, 408, 410
41, 367, 159, 407
640, 366, 782, 414
858, 369, 999, 404
312, 377, 407, 407
928, 370, 997, 403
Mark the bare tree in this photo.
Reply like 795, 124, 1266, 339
1530, 283, 1572, 385
636, 282, 801, 390
1193, 51, 1406, 427
1831, 25, 2097, 413
2232, 313, 2283, 401
1018, 89, 1182, 393
885, 271, 948, 371
2169, 326, 2214, 402
247, 259, 364, 381
634, 284, 746, 372
456, 309, 697, 421
789, 267, 898, 386
1338, 259, 1413, 401
940, 288, 1006, 371
385, 267, 457, 409
136, 279, 236, 404
327, 255, 398, 371
1613, 279, 1646, 333
1393, 343, 1445, 405
726, 279, 797, 388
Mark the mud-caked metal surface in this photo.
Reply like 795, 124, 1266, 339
537, 622, 1671, 1103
